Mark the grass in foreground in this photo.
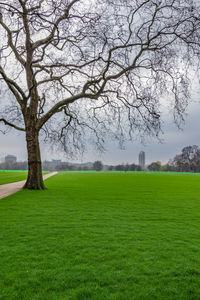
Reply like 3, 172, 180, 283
1, 171, 200, 299
0, 170, 49, 185
0, 171, 28, 185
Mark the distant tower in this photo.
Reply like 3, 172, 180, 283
138, 151, 145, 168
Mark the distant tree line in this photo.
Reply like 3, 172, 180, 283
107, 164, 142, 171
55, 163, 93, 171
0, 161, 28, 170
0, 159, 142, 171
1, 145, 200, 172
147, 145, 200, 173
44, 161, 142, 171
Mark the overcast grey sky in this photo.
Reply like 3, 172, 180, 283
0, 91, 199, 165
0, 0, 200, 167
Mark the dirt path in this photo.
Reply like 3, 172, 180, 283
0, 172, 58, 200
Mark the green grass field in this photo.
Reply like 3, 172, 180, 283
0, 170, 50, 185
1, 171, 200, 299
0, 170, 28, 185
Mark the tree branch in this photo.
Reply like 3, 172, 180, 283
32, 0, 80, 50
37, 91, 98, 129
0, 17, 26, 67
0, 118, 25, 131
0, 65, 26, 107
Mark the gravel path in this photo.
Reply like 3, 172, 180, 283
0, 172, 58, 200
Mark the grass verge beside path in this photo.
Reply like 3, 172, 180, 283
0, 171, 28, 185
0, 171, 49, 185
1, 171, 200, 299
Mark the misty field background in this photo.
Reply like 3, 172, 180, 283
0, 171, 200, 299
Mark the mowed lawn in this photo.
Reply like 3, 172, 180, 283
1, 172, 200, 300
0, 171, 28, 185
0, 170, 49, 185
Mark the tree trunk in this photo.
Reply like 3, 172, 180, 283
23, 123, 46, 190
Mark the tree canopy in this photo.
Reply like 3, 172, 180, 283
0, 0, 200, 189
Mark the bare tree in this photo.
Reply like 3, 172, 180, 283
172, 145, 200, 172
93, 161, 103, 171
0, 0, 200, 189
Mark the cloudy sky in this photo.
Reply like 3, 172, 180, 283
0, 0, 200, 167
0, 88, 199, 166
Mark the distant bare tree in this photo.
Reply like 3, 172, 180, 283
93, 161, 103, 171
0, 0, 200, 189
148, 161, 162, 171
172, 145, 200, 172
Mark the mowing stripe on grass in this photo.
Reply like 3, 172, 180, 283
1, 172, 200, 299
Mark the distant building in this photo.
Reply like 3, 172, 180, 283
138, 151, 145, 168
5, 155, 17, 163
51, 159, 61, 165
42, 159, 62, 171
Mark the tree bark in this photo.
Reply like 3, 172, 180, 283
23, 120, 46, 190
